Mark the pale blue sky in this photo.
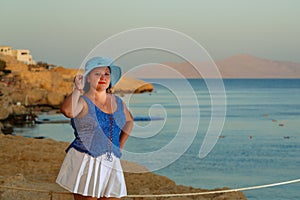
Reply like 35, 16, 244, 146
1, 0, 299, 68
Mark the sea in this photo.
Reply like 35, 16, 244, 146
13, 79, 300, 200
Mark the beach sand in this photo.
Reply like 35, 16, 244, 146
0, 134, 246, 200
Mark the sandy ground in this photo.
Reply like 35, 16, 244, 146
0, 134, 246, 200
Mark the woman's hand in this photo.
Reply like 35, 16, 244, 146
74, 74, 84, 92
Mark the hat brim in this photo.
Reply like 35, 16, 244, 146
84, 65, 122, 87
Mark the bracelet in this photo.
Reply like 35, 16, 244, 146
74, 85, 83, 93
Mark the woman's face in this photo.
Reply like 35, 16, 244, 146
87, 67, 111, 91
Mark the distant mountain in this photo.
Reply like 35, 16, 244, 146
216, 54, 300, 78
127, 54, 300, 78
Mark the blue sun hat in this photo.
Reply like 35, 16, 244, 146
84, 56, 122, 87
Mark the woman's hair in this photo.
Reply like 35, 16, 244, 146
83, 66, 112, 94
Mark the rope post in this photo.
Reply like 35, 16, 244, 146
49, 191, 53, 200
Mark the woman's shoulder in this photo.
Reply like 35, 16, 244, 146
111, 94, 123, 103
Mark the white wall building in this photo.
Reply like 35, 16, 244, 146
0, 46, 36, 65
0, 46, 13, 56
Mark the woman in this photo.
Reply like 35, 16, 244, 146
56, 57, 134, 200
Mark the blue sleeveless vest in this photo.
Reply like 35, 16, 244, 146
66, 95, 126, 158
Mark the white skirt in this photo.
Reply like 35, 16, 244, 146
56, 148, 127, 198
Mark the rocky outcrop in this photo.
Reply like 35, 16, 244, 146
0, 54, 75, 108
0, 94, 12, 120
114, 76, 154, 94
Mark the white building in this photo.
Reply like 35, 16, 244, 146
0, 46, 13, 56
13, 49, 36, 65
0, 46, 36, 65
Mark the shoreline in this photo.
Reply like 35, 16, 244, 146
0, 134, 247, 200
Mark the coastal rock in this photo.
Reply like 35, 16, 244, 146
46, 91, 66, 107
26, 88, 47, 105
0, 54, 28, 73
114, 77, 154, 94
0, 106, 11, 120
0, 96, 13, 120
0, 122, 3, 134
12, 104, 27, 115
0, 123, 13, 135
10, 91, 25, 104
50, 66, 80, 82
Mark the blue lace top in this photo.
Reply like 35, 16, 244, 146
66, 95, 126, 158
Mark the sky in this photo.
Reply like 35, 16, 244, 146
1, 0, 300, 68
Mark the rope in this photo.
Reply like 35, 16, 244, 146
127, 178, 300, 198
0, 178, 299, 198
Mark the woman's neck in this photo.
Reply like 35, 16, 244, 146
86, 90, 108, 104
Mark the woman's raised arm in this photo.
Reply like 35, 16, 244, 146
60, 74, 85, 118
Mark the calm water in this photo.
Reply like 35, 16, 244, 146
14, 79, 300, 200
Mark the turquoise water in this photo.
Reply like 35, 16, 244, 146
124, 79, 300, 200
14, 79, 300, 200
